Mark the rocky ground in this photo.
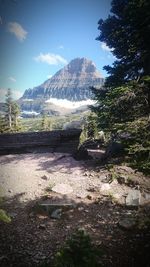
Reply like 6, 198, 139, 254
0, 152, 150, 267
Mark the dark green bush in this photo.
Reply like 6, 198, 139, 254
54, 229, 102, 267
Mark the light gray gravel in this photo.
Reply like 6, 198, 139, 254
0, 153, 89, 202
0, 152, 130, 204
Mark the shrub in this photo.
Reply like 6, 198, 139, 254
54, 229, 102, 267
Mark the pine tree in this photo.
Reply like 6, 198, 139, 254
41, 114, 52, 131
5, 88, 13, 130
4, 88, 22, 132
93, 0, 150, 173
96, 0, 150, 87
12, 102, 21, 131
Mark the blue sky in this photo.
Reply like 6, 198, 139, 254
0, 0, 114, 100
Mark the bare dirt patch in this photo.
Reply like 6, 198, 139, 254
0, 153, 150, 267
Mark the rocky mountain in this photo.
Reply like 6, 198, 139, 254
22, 58, 104, 101
19, 58, 104, 115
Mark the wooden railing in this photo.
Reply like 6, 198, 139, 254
0, 129, 81, 154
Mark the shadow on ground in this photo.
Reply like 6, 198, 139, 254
0, 191, 150, 267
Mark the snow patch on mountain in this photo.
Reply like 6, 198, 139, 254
45, 98, 96, 109
21, 110, 40, 115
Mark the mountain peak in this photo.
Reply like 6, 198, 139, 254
22, 57, 104, 102
65, 57, 95, 74
60, 57, 103, 77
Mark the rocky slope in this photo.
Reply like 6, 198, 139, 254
22, 58, 104, 102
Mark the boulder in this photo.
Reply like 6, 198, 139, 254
105, 141, 124, 158
74, 146, 92, 160
52, 183, 73, 195
81, 139, 103, 149
140, 192, 150, 206
51, 209, 62, 219
126, 190, 141, 206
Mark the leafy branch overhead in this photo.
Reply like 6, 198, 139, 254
93, 0, 150, 174
97, 0, 150, 86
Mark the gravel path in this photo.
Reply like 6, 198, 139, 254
0, 152, 134, 204
0, 153, 150, 267
0, 153, 84, 200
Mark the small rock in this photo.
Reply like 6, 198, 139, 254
117, 166, 135, 174
74, 146, 92, 160
51, 209, 62, 219
87, 195, 92, 200
111, 179, 118, 185
76, 192, 88, 199
94, 199, 99, 204
87, 187, 96, 192
41, 175, 48, 180
126, 190, 141, 206
118, 217, 137, 230
76, 194, 82, 199
117, 175, 127, 184
84, 209, 89, 213
100, 183, 111, 192
78, 207, 84, 211
8, 189, 12, 193
8, 212, 17, 218
37, 214, 48, 219
39, 224, 46, 230
52, 184, 73, 195
140, 192, 150, 205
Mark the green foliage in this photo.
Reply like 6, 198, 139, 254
1, 88, 22, 133
94, 79, 149, 129
86, 112, 99, 139
92, 81, 150, 174
80, 125, 88, 144
97, 0, 150, 86
0, 209, 11, 223
0, 115, 6, 133
21, 112, 90, 133
0, 190, 11, 223
41, 115, 52, 131
79, 112, 102, 144
54, 229, 102, 267
126, 118, 150, 174
93, 82, 150, 172
93, 0, 150, 176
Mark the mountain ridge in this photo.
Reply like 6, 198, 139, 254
19, 57, 104, 116
22, 57, 104, 101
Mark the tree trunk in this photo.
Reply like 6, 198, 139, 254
143, 56, 150, 76
8, 104, 12, 129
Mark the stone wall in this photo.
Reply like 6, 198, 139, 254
0, 129, 81, 154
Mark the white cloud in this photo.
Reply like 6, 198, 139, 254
8, 76, 16, 82
0, 88, 22, 102
101, 42, 113, 52
34, 53, 68, 65
7, 22, 27, 42
47, 74, 52, 79
57, 45, 64, 49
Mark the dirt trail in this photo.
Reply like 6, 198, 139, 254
0, 153, 150, 267
0, 153, 86, 201
0, 152, 131, 202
